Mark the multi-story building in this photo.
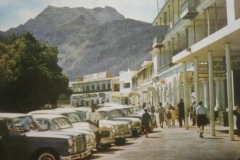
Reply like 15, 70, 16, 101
70, 71, 120, 106
119, 69, 137, 105
131, 61, 155, 109
70, 70, 137, 106
151, 0, 240, 140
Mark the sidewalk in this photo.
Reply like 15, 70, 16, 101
147, 125, 240, 160
119, 124, 240, 160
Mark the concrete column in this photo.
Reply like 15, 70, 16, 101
202, 79, 209, 111
183, 62, 189, 130
225, 43, 234, 140
214, 77, 221, 111
199, 82, 204, 103
220, 78, 226, 111
194, 58, 199, 105
208, 51, 216, 136
226, 0, 235, 24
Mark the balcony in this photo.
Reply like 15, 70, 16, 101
152, 25, 169, 48
181, 0, 200, 19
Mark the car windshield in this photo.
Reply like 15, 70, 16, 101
77, 111, 87, 120
118, 108, 132, 116
109, 110, 122, 118
12, 116, 38, 132
52, 118, 73, 130
62, 112, 82, 123
98, 111, 108, 120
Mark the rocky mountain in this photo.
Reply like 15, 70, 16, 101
3, 6, 153, 80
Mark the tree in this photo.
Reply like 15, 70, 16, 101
0, 32, 71, 112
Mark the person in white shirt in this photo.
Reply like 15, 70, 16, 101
196, 101, 207, 138
86, 104, 102, 149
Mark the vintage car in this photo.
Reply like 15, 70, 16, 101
32, 114, 96, 151
65, 107, 132, 144
28, 109, 115, 149
0, 113, 91, 160
108, 104, 158, 132
97, 107, 141, 136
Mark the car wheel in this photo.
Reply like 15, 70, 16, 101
37, 152, 58, 160
115, 138, 125, 145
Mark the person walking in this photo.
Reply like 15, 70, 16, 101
177, 99, 185, 127
166, 104, 172, 128
86, 104, 102, 149
191, 101, 197, 126
171, 107, 177, 126
233, 104, 240, 137
196, 101, 207, 138
141, 108, 152, 137
155, 102, 166, 128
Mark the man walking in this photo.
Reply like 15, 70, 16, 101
178, 99, 185, 127
155, 102, 166, 128
196, 101, 207, 138
141, 108, 152, 137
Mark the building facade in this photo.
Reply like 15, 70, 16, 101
152, 0, 240, 140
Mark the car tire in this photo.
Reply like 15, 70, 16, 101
115, 138, 126, 145
37, 152, 58, 160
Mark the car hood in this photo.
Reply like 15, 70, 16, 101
112, 117, 141, 123
22, 130, 72, 139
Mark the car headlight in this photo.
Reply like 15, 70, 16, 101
67, 137, 75, 154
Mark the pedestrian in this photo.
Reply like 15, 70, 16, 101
177, 99, 185, 127
155, 102, 166, 128
151, 105, 155, 115
166, 104, 172, 128
233, 104, 240, 137
191, 101, 197, 126
196, 101, 207, 138
86, 104, 102, 149
141, 108, 152, 137
171, 107, 177, 126
145, 102, 151, 112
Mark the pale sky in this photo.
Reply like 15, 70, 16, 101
0, 0, 164, 31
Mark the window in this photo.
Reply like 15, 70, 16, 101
124, 83, 130, 88
114, 84, 120, 91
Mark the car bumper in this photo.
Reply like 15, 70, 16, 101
100, 138, 115, 145
60, 150, 91, 160
130, 127, 141, 133
114, 130, 132, 138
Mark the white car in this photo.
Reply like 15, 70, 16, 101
65, 107, 132, 144
28, 109, 115, 150
97, 107, 141, 137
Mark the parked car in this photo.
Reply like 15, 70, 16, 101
32, 114, 96, 151
107, 104, 157, 132
66, 107, 132, 144
97, 107, 141, 136
28, 109, 115, 150
55, 108, 115, 149
0, 113, 91, 160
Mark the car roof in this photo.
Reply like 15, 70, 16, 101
98, 107, 117, 111
28, 109, 77, 115
0, 113, 30, 119
32, 114, 66, 119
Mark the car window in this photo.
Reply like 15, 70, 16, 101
52, 118, 72, 130
13, 116, 38, 132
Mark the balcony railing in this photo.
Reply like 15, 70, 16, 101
152, 25, 169, 48
181, 0, 200, 19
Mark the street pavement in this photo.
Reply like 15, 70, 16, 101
89, 124, 240, 160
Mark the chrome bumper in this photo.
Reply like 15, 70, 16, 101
60, 150, 91, 160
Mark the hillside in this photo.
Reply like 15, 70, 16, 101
3, 6, 153, 80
